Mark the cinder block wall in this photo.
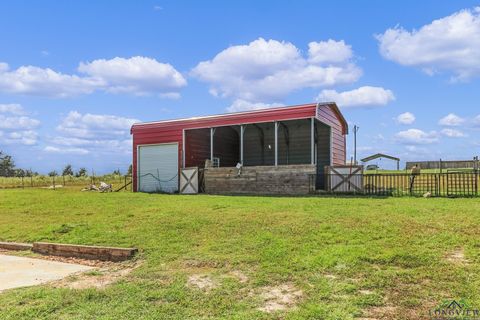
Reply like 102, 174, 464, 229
204, 164, 316, 195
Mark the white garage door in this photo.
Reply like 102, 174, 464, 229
138, 143, 179, 193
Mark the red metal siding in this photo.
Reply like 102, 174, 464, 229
316, 106, 346, 166
185, 128, 210, 168
132, 103, 347, 191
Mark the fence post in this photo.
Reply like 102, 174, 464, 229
30, 175, 33, 187
21, 176, 24, 189
124, 175, 127, 191
475, 170, 478, 196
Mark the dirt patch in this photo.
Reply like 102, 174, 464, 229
228, 270, 249, 283
38, 254, 112, 268
187, 274, 217, 291
255, 283, 303, 313
52, 261, 141, 289
359, 289, 375, 295
445, 248, 468, 264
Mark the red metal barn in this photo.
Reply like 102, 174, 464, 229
130, 102, 348, 194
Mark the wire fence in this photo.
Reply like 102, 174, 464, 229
5, 171, 479, 197
0, 175, 133, 191
137, 169, 178, 193
322, 172, 480, 197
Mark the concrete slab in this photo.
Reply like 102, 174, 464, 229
0, 254, 93, 292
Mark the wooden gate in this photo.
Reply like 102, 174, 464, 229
180, 167, 199, 194
326, 165, 364, 193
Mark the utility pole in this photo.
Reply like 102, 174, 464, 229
353, 125, 359, 165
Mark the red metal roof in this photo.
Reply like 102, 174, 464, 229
131, 102, 348, 135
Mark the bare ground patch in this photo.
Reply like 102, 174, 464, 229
445, 247, 468, 264
187, 274, 218, 291
253, 283, 303, 313
227, 270, 249, 283
359, 289, 375, 295
52, 260, 141, 289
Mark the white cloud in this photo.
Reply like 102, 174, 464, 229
78, 56, 186, 96
0, 64, 100, 98
377, 7, 480, 81
191, 38, 362, 101
0, 115, 40, 130
51, 136, 132, 151
2, 130, 38, 145
44, 146, 90, 155
57, 111, 139, 139
226, 99, 283, 112
47, 111, 138, 156
0, 104, 39, 145
395, 129, 439, 144
438, 113, 465, 126
308, 39, 353, 64
396, 112, 416, 124
441, 128, 466, 137
316, 86, 395, 107
0, 103, 26, 115
0, 56, 186, 97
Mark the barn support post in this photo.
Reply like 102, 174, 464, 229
240, 125, 244, 165
279, 122, 289, 164
210, 127, 215, 161
182, 129, 186, 168
274, 121, 278, 166
311, 118, 315, 165
253, 124, 265, 164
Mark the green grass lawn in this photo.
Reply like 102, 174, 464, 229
1, 189, 480, 319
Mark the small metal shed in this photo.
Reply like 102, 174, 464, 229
361, 153, 400, 170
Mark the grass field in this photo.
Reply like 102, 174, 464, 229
1, 189, 480, 319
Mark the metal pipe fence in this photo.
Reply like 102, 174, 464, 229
321, 172, 480, 197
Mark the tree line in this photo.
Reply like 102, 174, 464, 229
0, 150, 132, 177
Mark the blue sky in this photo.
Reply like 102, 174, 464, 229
1, 0, 479, 173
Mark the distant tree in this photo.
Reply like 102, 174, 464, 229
0, 151, 15, 177
48, 171, 58, 177
76, 167, 87, 177
62, 164, 74, 176
127, 164, 132, 175
113, 169, 121, 175
14, 168, 26, 177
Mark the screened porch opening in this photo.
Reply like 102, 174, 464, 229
183, 119, 331, 190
